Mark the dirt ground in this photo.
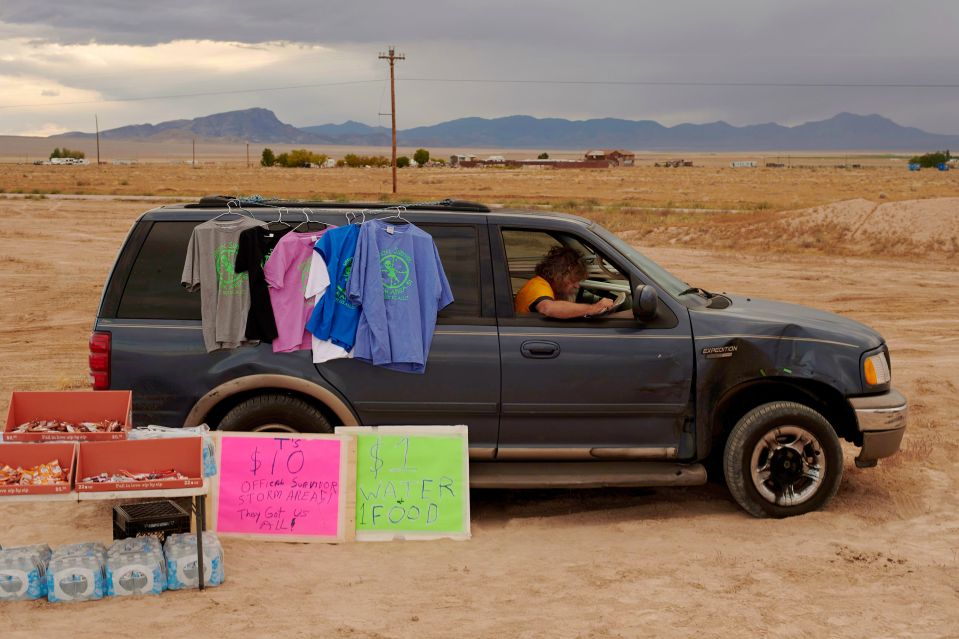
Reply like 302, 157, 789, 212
0, 195, 957, 638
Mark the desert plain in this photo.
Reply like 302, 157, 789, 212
0, 156, 957, 638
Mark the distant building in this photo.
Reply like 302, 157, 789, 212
730, 161, 757, 168
450, 154, 477, 167
584, 149, 635, 167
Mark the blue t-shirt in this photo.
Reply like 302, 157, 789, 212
306, 224, 362, 350
347, 219, 453, 373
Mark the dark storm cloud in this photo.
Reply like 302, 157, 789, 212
1, 1, 957, 133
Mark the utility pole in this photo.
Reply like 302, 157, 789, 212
246, 143, 250, 169
379, 46, 405, 194
192, 138, 196, 168
95, 114, 101, 166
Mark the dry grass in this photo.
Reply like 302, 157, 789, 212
2, 161, 958, 213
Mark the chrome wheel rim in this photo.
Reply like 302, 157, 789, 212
750, 425, 825, 507
251, 422, 298, 433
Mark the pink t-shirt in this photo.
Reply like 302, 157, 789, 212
263, 228, 333, 352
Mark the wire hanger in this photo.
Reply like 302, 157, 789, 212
293, 208, 329, 232
379, 204, 410, 225
209, 199, 257, 222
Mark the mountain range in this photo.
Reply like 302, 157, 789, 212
54, 108, 959, 151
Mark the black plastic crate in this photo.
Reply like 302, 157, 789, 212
113, 500, 190, 542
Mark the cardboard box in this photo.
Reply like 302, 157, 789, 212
76, 438, 203, 492
4, 391, 132, 442
0, 442, 77, 496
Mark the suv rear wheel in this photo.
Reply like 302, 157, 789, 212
218, 394, 333, 434
723, 401, 843, 518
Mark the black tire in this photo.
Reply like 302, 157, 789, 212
723, 401, 843, 518
218, 394, 333, 434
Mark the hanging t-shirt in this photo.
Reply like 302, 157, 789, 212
347, 219, 453, 373
181, 217, 266, 352
262, 229, 332, 353
234, 225, 292, 342
305, 224, 362, 360
304, 251, 352, 363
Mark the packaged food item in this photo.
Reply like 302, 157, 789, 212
14, 420, 123, 433
0, 460, 66, 486
163, 532, 224, 590
0, 544, 52, 601
46, 543, 107, 603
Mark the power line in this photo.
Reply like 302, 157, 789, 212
402, 78, 959, 89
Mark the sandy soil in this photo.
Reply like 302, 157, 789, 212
0, 197, 957, 638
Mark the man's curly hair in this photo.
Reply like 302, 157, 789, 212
535, 246, 587, 286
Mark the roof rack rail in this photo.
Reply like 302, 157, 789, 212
188, 195, 490, 213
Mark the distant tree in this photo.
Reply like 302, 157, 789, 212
282, 149, 328, 168
260, 148, 276, 167
909, 150, 951, 168
396, 156, 411, 168
50, 148, 62, 159
342, 153, 390, 168
413, 148, 430, 166
538, 152, 549, 159
275, 152, 290, 167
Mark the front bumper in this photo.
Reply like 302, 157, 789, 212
849, 388, 907, 467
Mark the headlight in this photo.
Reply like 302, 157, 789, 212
863, 351, 891, 386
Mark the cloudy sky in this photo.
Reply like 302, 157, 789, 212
0, 1, 956, 136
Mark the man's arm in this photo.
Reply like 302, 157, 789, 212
536, 298, 614, 319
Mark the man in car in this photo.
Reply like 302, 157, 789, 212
514, 246, 615, 318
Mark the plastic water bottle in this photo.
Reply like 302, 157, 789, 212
163, 532, 224, 589
0, 545, 51, 601
47, 543, 107, 603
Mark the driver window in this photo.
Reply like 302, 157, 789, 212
501, 229, 632, 319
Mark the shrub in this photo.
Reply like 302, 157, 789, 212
261, 148, 276, 167
909, 150, 951, 168
396, 156, 410, 168
413, 148, 430, 166
538, 152, 549, 159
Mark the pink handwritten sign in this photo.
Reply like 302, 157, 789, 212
214, 433, 350, 542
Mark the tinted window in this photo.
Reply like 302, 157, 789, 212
118, 221, 201, 320
117, 221, 482, 321
419, 224, 482, 319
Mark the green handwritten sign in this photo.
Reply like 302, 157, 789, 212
336, 426, 470, 541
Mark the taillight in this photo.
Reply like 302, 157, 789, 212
89, 331, 111, 390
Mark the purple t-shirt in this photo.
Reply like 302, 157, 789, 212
263, 229, 332, 352
347, 219, 453, 373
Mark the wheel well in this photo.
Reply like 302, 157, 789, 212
710, 378, 860, 455
201, 388, 344, 431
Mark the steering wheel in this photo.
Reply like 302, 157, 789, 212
606, 291, 627, 313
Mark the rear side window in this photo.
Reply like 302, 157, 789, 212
117, 221, 482, 321
419, 224, 482, 319
117, 221, 201, 320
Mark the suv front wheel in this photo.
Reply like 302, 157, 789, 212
218, 394, 333, 434
723, 401, 843, 518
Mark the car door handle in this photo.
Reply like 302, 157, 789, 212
521, 340, 560, 359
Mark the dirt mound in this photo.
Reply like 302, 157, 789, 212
631, 197, 959, 259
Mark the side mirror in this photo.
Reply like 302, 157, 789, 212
632, 284, 659, 321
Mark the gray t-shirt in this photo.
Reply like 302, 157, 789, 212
181, 217, 266, 352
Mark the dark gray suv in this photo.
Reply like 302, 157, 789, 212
91, 197, 907, 517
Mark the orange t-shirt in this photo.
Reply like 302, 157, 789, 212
514, 276, 555, 313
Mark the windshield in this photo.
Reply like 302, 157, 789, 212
593, 225, 690, 298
